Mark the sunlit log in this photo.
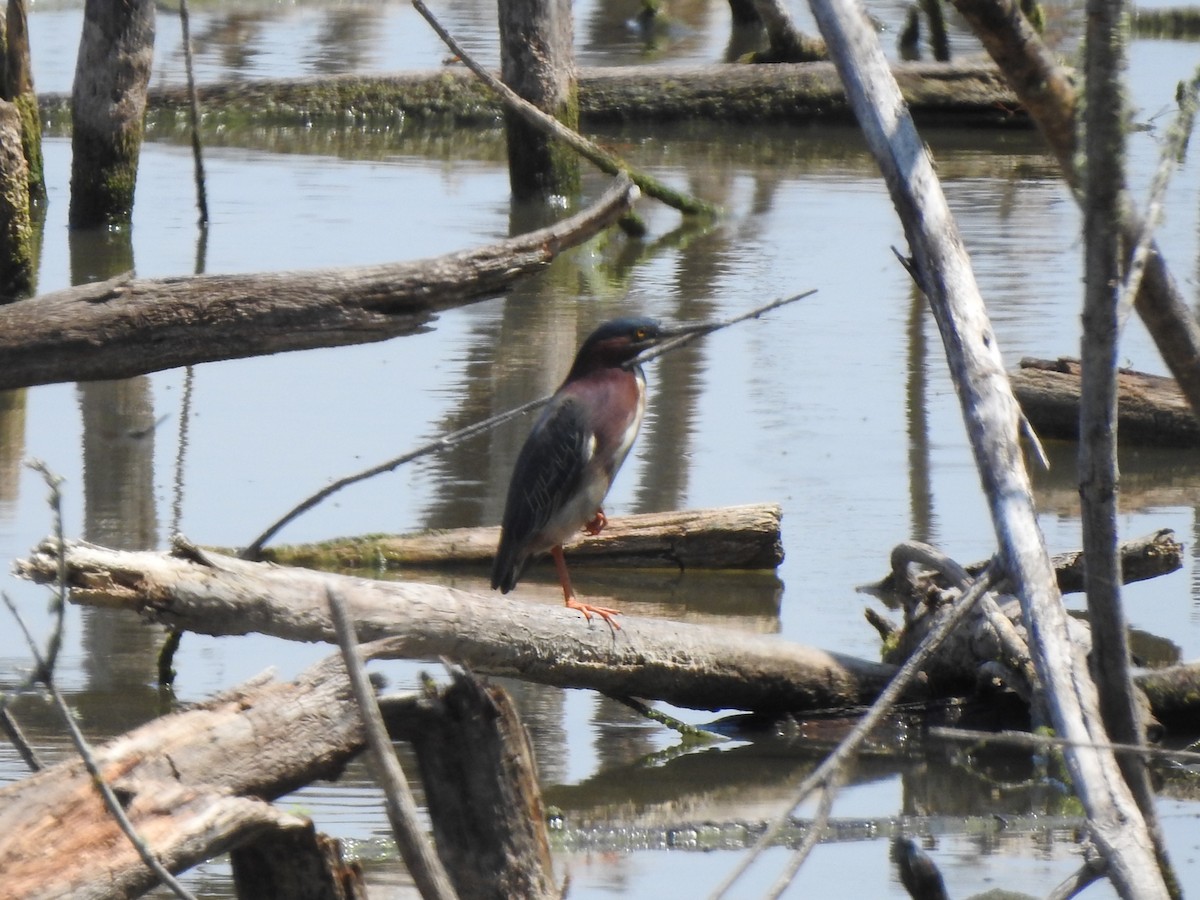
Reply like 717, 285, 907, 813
0, 175, 639, 391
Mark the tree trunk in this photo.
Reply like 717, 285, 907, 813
498, 0, 580, 199
0, 97, 32, 300
396, 670, 559, 900
5, 0, 43, 204
805, 0, 1171, 890
69, 0, 154, 227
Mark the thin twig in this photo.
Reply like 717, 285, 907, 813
710, 563, 998, 899
241, 395, 547, 558
411, 0, 719, 218
242, 292, 812, 557
26, 460, 67, 681
635, 289, 816, 366
178, 0, 209, 224
765, 775, 841, 900
609, 695, 723, 742
327, 587, 459, 900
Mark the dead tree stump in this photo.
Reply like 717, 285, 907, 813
394, 670, 559, 900
69, 0, 155, 227
498, 0, 580, 199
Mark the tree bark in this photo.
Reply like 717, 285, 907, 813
396, 670, 559, 900
498, 0, 580, 198
230, 825, 368, 900
5, 0, 42, 204
0, 175, 639, 391
1011, 358, 1200, 447
0, 97, 32, 300
258, 503, 784, 571
69, 0, 155, 227
1080, 0, 1172, 885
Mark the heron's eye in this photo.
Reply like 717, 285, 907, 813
635, 328, 647, 339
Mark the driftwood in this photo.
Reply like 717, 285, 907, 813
0, 646, 554, 899
866, 528, 1185, 598
0, 656, 364, 899
0, 175, 639, 391
871, 531, 1184, 699
1011, 357, 1200, 447
15, 537, 907, 713
108, 62, 1026, 130
259, 503, 784, 572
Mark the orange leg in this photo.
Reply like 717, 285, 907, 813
550, 545, 621, 631
583, 509, 608, 536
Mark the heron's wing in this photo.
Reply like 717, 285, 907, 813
491, 397, 590, 592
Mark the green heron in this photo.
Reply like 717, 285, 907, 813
492, 317, 696, 629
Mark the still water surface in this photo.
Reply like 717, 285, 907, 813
3, 0, 1200, 896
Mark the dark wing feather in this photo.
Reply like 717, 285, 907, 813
491, 397, 590, 592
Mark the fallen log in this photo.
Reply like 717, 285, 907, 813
0, 175, 639, 391
41, 62, 1026, 130
0, 657, 364, 899
15, 537, 909, 713
258, 503, 784, 572
1011, 357, 1200, 447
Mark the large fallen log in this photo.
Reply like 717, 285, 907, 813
40, 62, 1026, 130
258, 503, 784, 571
0, 175, 638, 391
15, 537, 906, 713
1011, 357, 1200, 447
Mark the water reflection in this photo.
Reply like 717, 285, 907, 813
72, 224, 165, 721
0, 391, 25, 520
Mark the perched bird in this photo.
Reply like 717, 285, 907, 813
492, 317, 697, 629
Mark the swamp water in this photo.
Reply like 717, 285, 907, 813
3, 0, 1200, 896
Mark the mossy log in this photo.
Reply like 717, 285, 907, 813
1010, 357, 1200, 447
37, 61, 1028, 130
1132, 6, 1200, 39
258, 503, 784, 572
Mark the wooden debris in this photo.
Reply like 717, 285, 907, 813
259, 503, 784, 572
0, 656, 364, 898
1011, 357, 1200, 447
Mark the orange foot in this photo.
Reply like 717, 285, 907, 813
566, 595, 622, 631
584, 509, 608, 536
